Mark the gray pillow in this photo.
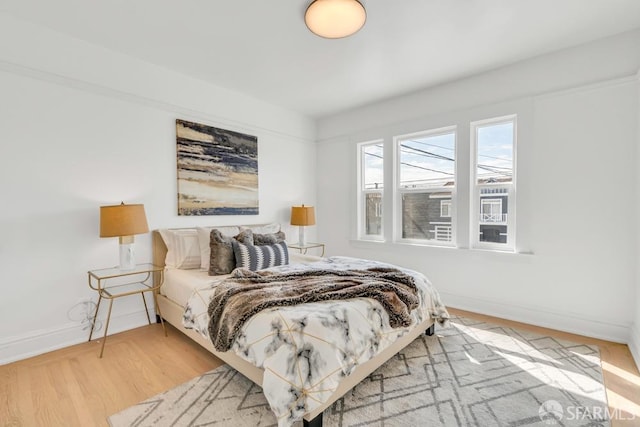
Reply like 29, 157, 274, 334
208, 229, 240, 275
235, 229, 254, 245
253, 230, 286, 246
233, 240, 289, 271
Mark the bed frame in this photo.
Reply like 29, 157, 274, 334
152, 230, 435, 427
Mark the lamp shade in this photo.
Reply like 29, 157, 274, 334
305, 0, 366, 39
100, 203, 149, 237
290, 205, 316, 226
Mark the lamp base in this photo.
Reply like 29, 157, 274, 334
297, 226, 306, 247
119, 236, 136, 270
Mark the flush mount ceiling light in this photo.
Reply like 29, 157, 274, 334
305, 0, 366, 39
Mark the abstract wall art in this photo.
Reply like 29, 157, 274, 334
176, 119, 258, 215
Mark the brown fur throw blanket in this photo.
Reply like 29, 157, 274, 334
208, 267, 419, 352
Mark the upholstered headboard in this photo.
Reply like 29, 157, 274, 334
152, 230, 168, 269
152, 230, 168, 290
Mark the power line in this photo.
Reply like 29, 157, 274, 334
407, 139, 512, 162
401, 161, 454, 176
401, 144, 453, 162
367, 149, 453, 176
364, 151, 383, 159
407, 139, 454, 152
369, 146, 511, 177
378, 143, 511, 172
402, 144, 511, 177
477, 164, 512, 171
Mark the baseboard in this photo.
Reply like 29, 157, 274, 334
629, 323, 640, 372
0, 308, 156, 365
442, 291, 630, 344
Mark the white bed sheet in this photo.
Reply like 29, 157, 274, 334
160, 252, 324, 307
161, 268, 229, 307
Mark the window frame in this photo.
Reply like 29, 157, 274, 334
357, 140, 385, 241
470, 115, 517, 251
393, 126, 457, 246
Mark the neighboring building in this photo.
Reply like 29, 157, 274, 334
365, 192, 383, 235
478, 187, 508, 243
402, 192, 452, 241
397, 180, 510, 244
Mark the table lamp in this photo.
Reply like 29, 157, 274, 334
290, 205, 316, 246
100, 202, 149, 270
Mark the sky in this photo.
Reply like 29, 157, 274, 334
363, 121, 514, 190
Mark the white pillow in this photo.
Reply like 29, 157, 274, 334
240, 223, 281, 234
196, 226, 241, 270
158, 229, 201, 269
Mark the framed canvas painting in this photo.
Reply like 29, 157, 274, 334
176, 119, 258, 215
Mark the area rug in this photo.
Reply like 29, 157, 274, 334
108, 316, 610, 426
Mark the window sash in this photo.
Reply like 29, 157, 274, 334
394, 126, 456, 246
473, 185, 514, 247
358, 141, 384, 240
470, 115, 517, 250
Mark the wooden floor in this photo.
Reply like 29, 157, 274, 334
1, 308, 639, 426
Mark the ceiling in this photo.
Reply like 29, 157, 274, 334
2, 1, 640, 118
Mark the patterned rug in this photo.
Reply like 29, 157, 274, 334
108, 316, 610, 426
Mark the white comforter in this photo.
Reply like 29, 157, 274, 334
183, 256, 449, 426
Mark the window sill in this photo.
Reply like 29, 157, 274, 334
349, 239, 534, 256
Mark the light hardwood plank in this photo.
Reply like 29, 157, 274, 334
0, 310, 638, 426
0, 323, 222, 427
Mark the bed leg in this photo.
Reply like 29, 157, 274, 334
425, 324, 435, 336
156, 314, 162, 324
303, 413, 323, 427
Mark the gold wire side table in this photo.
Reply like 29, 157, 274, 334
87, 263, 166, 357
287, 242, 325, 257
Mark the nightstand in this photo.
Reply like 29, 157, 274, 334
87, 263, 166, 357
288, 242, 325, 257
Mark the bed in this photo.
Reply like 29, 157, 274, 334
152, 225, 449, 427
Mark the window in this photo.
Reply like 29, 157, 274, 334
440, 200, 451, 218
480, 199, 503, 223
395, 127, 456, 244
355, 114, 517, 252
471, 116, 516, 249
358, 141, 384, 239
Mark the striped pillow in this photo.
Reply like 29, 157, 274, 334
232, 240, 289, 271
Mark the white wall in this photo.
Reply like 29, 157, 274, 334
0, 15, 316, 364
316, 29, 640, 344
